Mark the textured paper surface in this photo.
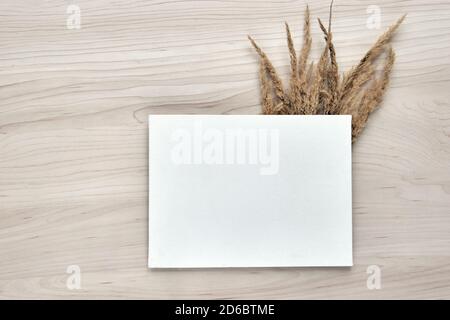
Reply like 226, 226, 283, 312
148, 115, 352, 268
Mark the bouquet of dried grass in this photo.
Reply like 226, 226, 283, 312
248, 2, 405, 142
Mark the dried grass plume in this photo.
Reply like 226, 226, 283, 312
248, 2, 405, 141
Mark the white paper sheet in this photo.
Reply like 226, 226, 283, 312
148, 115, 352, 268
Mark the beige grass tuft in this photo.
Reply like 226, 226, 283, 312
248, 2, 405, 141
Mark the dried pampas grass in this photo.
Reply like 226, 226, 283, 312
248, 2, 405, 141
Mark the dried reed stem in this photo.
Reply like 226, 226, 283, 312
313, 22, 330, 115
286, 22, 300, 111
352, 47, 396, 140
298, 5, 312, 81
248, 35, 288, 106
295, 5, 312, 113
340, 14, 405, 103
259, 59, 274, 114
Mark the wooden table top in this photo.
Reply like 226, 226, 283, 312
0, 0, 449, 299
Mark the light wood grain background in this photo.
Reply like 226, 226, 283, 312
0, 0, 449, 299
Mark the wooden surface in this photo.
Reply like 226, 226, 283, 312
0, 0, 449, 299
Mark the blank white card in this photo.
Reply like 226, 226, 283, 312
149, 115, 352, 268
